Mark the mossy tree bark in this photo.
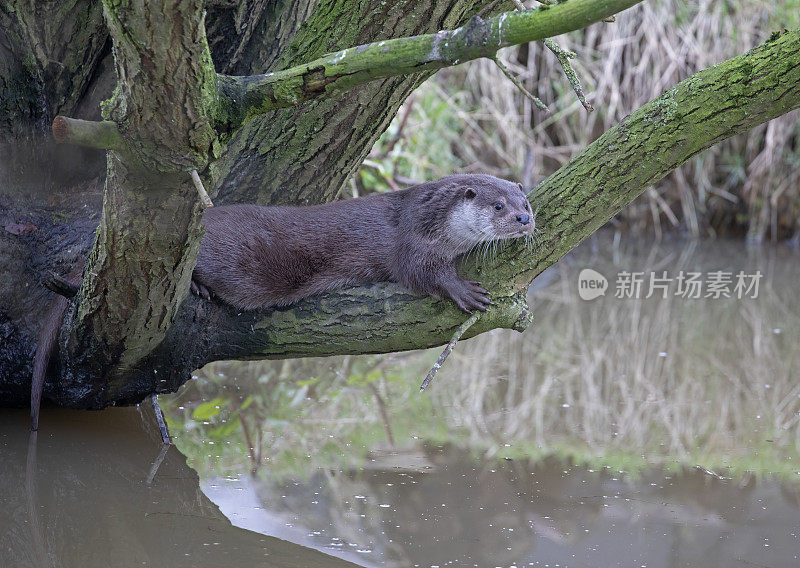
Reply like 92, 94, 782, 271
0, 0, 108, 141
68, 0, 219, 387
1, 0, 798, 409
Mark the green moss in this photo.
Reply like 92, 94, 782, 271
647, 90, 679, 126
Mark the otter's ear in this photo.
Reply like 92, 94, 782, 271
517, 182, 524, 192
464, 188, 476, 199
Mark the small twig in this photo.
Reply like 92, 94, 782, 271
501, 1, 594, 113
150, 394, 172, 445
492, 57, 549, 111
695, 464, 730, 481
239, 412, 259, 474
361, 159, 400, 190
191, 169, 214, 208
43, 271, 80, 298
146, 442, 171, 485
368, 382, 396, 447
419, 311, 482, 392
543, 38, 594, 112
476, 0, 504, 18
381, 95, 415, 156
52, 116, 123, 151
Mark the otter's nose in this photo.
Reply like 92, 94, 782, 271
516, 213, 530, 225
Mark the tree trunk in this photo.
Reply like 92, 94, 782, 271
66, 1, 219, 388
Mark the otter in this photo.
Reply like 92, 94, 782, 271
191, 174, 534, 312
31, 174, 533, 430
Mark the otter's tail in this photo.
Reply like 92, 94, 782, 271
31, 294, 68, 431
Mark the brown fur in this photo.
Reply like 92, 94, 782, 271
192, 174, 534, 312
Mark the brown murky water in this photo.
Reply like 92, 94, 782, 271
3, 237, 800, 567
0, 407, 362, 568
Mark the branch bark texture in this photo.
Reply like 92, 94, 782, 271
0, 0, 108, 141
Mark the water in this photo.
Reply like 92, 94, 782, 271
2, 236, 800, 567
196, 446, 800, 568
0, 407, 360, 568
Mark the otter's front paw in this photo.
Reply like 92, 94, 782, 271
190, 279, 213, 301
449, 279, 491, 313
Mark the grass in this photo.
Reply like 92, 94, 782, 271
357, 0, 800, 242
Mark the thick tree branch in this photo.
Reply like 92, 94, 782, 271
215, 0, 641, 131
499, 28, 800, 291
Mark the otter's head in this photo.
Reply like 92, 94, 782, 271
445, 174, 535, 253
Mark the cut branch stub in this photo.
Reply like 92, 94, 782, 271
52, 116, 123, 151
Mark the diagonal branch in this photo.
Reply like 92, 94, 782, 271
215, 0, 641, 132
499, 28, 800, 292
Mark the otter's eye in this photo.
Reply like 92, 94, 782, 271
524, 202, 530, 211
493, 202, 503, 211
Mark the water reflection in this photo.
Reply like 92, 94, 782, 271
440, 237, 800, 470
202, 447, 800, 567
0, 407, 363, 568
